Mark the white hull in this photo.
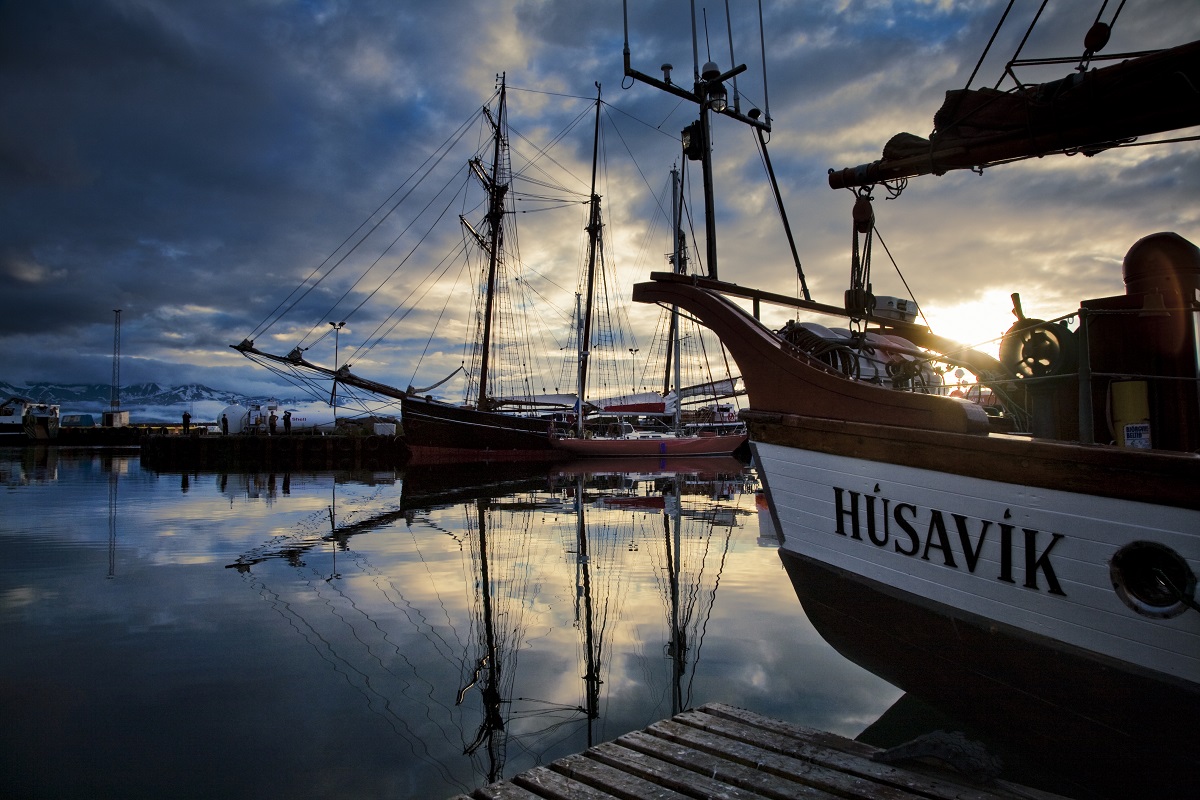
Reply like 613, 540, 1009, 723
752, 440, 1200, 687
0, 397, 60, 442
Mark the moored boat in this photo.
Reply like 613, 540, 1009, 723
552, 159, 748, 460
622, 0, 1200, 709
0, 396, 60, 442
551, 424, 746, 458
791, 553, 1199, 797
400, 392, 557, 463
233, 76, 580, 462
234, 72, 751, 465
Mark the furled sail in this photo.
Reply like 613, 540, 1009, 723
829, 39, 1200, 190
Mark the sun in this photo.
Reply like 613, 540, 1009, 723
921, 288, 1022, 360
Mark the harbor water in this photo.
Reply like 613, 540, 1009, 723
1, 447, 898, 799
5, 446, 1191, 799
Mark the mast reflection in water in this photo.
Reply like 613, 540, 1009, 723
6, 448, 1176, 799
0, 450, 896, 799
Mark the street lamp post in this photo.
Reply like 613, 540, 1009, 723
329, 321, 345, 420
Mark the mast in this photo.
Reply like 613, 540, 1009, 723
665, 479, 684, 714
577, 83, 604, 437
671, 168, 684, 434
663, 169, 682, 395
476, 76, 509, 410
575, 473, 601, 742
697, 98, 718, 278
573, 292, 584, 426
462, 497, 506, 781
622, 1, 768, 281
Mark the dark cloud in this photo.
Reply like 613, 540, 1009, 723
1, 0, 1196, 390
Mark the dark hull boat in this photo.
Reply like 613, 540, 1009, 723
234, 76, 581, 463
399, 394, 555, 463
227, 351, 563, 464
787, 554, 1199, 798
621, 0, 1200, 770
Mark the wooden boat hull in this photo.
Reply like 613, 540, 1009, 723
550, 432, 747, 458
752, 426, 1200, 688
634, 273, 1200, 691
828, 39, 1200, 189
781, 551, 1200, 797
632, 276, 992, 435
399, 395, 561, 463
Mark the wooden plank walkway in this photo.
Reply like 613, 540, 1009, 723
449, 703, 1070, 800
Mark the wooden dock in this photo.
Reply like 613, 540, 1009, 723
449, 703, 1068, 800
138, 432, 410, 470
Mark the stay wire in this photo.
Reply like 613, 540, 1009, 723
871, 226, 931, 330
966, 0, 1015, 92
342, 169, 475, 364
248, 97, 491, 343
996, 0, 1050, 91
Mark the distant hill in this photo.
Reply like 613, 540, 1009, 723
0, 381, 302, 424
0, 381, 238, 406
0, 381, 261, 407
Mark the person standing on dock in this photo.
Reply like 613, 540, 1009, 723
220, 413, 228, 435
283, 410, 291, 434
182, 411, 191, 434
268, 411, 277, 435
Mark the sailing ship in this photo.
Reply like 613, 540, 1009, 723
621, 0, 1200, 727
233, 75, 587, 463
397, 77, 562, 463
550, 145, 747, 458
233, 71, 752, 464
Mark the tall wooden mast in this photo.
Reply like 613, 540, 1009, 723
577, 84, 604, 437
475, 76, 509, 410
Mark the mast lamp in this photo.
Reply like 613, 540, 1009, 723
682, 121, 705, 160
701, 61, 728, 113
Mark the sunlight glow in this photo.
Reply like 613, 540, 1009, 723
922, 288, 1022, 358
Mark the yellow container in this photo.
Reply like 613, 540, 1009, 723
1112, 380, 1151, 449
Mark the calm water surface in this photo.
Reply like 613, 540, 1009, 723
1, 448, 900, 799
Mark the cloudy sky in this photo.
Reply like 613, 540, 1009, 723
3, 0, 1197, 400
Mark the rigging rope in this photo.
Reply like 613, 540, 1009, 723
999, 0, 1051, 91
239, 81, 705, 415
343, 173, 472, 364
341, 170, 476, 365
248, 97, 492, 345
967, 0, 1016, 92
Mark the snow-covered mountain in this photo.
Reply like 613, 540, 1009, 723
0, 381, 300, 424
